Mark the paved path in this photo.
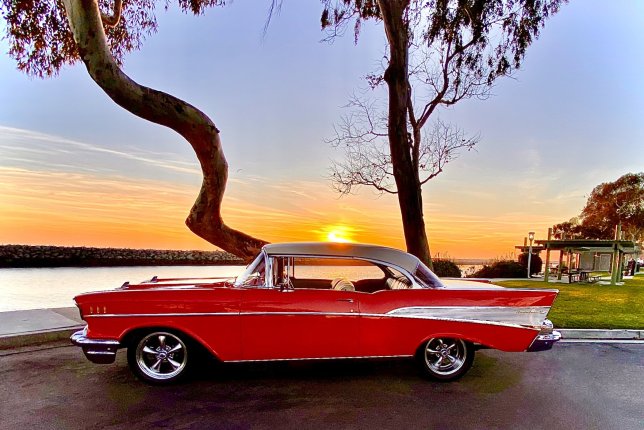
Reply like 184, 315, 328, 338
0, 308, 83, 349
0, 343, 642, 429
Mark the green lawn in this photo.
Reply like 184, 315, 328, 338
495, 274, 644, 329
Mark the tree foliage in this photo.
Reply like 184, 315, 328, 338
553, 173, 644, 243
1, 0, 225, 78
518, 252, 542, 276
581, 172, 644, 242
321, 0, 564, 86
469, 260, 525, 278
432, 258, 461, 277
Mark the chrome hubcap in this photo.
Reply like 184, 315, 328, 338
136, 332, 187, 380
424, 338, 467, 376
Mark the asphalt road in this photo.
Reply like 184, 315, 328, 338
1, 342, 642, 430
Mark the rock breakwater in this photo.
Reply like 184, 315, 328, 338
0, 245, 243, 268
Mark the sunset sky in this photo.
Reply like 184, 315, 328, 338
1, 1, 643, 259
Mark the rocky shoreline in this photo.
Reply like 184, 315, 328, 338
0, 245, 243, 268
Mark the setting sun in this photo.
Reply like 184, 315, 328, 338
323, 226, 354, 243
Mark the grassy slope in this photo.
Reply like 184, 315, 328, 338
495, 274, 644, 329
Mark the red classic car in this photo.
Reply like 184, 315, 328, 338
71, 242, 561, 384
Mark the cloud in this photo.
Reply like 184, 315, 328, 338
0, 125, 201, 177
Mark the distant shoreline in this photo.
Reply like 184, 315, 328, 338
0, 244, 491, 269
0, 245, 244, 268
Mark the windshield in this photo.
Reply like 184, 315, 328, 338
414, 263, 445, 289
234, 252, 266, 287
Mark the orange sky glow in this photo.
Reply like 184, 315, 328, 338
0, 165, 572, 259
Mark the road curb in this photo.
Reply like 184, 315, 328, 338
0, 326, 83, 350
557, 329, 643, 340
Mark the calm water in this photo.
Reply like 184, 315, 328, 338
0, 264, 481, 312
0, 266, 245, 312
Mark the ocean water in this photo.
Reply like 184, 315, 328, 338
0, 264, 481, 312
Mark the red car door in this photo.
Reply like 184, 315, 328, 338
239, 288, 360, 360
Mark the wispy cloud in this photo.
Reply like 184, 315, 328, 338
0, 125, 201, 176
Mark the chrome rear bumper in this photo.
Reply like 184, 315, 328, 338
527, 331, 562, 352
70, 327, 120, 364
527, 319, 562, 352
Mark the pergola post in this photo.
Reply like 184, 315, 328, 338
544, 228, 552, 282
610, 224, 622, 285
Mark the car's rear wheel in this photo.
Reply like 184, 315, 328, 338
418, 337, 474, 381
127, 331, 190, 385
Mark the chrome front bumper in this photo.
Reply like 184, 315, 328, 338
70, 327, 120, 364
527, 319, 562, 352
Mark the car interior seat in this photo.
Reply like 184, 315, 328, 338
331, 277, 355, 291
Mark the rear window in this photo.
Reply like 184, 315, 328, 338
414, 263, 444, 289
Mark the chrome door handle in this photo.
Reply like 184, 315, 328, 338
336, 298, 354, 303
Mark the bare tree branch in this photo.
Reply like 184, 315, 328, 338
329, 92, 477, 197
100, 0, 123, 27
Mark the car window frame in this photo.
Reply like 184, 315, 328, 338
235, 251, 270, 288
265, 254, 420, 291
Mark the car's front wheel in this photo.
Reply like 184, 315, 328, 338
127, 331, 190, 385
418, 337, 474, 381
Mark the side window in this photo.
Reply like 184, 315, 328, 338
279, 257, 390, 293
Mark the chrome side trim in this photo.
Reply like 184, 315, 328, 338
386, 306, 550, 328
86, 312, 238, 318
84, 310, 542, 330
364, 314, 540, 330
78, 287, 218, 295
227, 354, 414, 363
490, 288, 559, 293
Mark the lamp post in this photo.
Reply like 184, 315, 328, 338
527, 231, 535, 278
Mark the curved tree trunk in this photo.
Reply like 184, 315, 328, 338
62, 0, 266, 260
378, 0, 433, 269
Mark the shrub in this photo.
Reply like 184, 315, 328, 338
432, 259, 461, 278
469, 260, 525, 278
518, 253, 543, 275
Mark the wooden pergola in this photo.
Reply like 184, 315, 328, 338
535, 237, 639, 284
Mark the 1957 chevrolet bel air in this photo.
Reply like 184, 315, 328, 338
71, 242, 561, 384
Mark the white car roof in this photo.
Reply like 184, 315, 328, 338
262, 242, 421, 273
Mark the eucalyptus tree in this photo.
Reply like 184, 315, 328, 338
581, 172, 644, 243
554, 173, 644, 243
1, 0, 267, 259
321, 0, 565, 268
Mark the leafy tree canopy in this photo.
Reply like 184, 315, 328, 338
1, 0, 224, 77
320, 0, 564, 84
553, 173, 644, 243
